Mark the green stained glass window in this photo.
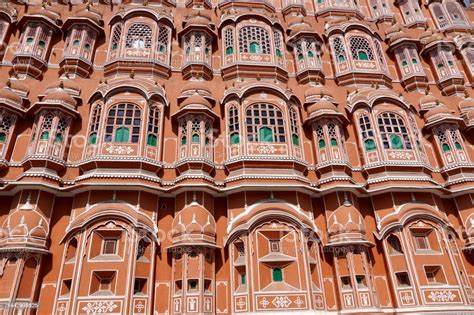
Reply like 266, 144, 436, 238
442, 143, 451, 152
181, 136, 187, 145
272, 268, 283, 282
331, 138, 338, 147
338, 55, 346, 62
358, 51, 369, 60
0, 132, 6, 143
292, 134, 299, 146
259, 127, 273, 143
54, 133, 63, 143
88, 132, 97, 145
192, 134, 200, 143
147, 134, 157, 146
319, 139, 326, 149
455, 142, 462, 150
40, 131, 49, 140
364, 139, 376, 151
115, 127, 129, 143
230, 132, 240, 144
249, 42, 260, 53
390, 135, 403, 149
226, 47, 233, 55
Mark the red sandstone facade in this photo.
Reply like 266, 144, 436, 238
0, 0, 473, 314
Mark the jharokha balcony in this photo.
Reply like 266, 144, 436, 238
220, 11, 288, 82
103, 7, 174, 79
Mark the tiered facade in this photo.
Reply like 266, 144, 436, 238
0, 0, 473, 314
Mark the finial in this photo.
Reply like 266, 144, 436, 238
112, 191, 117, 201
464, 90, 469, 99
411, 192, 416, 202
130, 70, 135, 79
20, 192, 33, 210
6, 79, 11, 88
59, 80, 64, 89
191, 191, 197, 204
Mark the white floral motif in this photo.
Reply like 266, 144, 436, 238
81, 301, 118, 314
105, 145, 134, 155
257, 145, 276, 154
259, 297, 270, 308
272, 296, 292, 308
428, 290, 457, 302
294, 296, 304, 307
388, 151, 414, 159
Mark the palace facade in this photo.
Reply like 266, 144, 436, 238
0, 0, 473, 314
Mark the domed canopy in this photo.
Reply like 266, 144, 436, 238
42, 91, 77, 108
63, 5, 104, 34
45, 80, 81, 98
304, 86, 334, 103
327, 200, 371, 246
423, 105, 461, 128
385, 24, 417, 49
419, 92, 438, 113
18, 6, 62, 31
180, 81, 213, 99
287, 18, 320, 43
179, 11, 216, 39
0, 87, 23, 110
305, 100, 344, 124
171, 202, 216, 247
459, 92, 474, 113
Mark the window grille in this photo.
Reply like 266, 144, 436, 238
349, 36, 374, 61
104, 104, 141, 143
238, 26, 271, 54
246, 104, 285, 143
125, 23, 152, 49
333, 37, 347, 62
377, 112, 412, 150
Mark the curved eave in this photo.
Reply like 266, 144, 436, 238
218, 13, 283, 30
423, 116, 464, 130
109, 8, 174, 27
286, 31, 323, 46
325, 22, 381, 40
18, 14, 61, 33
0, 8, 17, 24
172, 104, 219, 121
167, 241, 220, 249
421, 40, 455, 55
347, 93, 413, 114
304, 110, 348, 125
88, 85, 169, 106
0, 99, 26, 116
387, 37, 420, 52
29, 101, 79, 117
62, 17, 104, 35
221, 84, 299, 105
178, 24, 217, 40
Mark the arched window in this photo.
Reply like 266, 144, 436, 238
147, 106, 160, 147
104, 104, 141, 144
125, 23, 152, 49
110, 24, 122, 51
333, 37, 347, 62
0, 112, 14, 144
387, 235, 403, 254
224, 28, 234, 55
359, 114, 376, 151
88, 105, 101, 145
349, 37, 374, 61
377, 112, 412, 150
228, 106, 240, 145
191, 118, 201, 143
272, 267, 283, 282
39, 114, 54, 141
445, 1, 466, 23
289, 107, 300, 146
157, 26, 169, 53
273, 31, 283, 58
246, 104, 285, 143
239, 26, 271, 54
